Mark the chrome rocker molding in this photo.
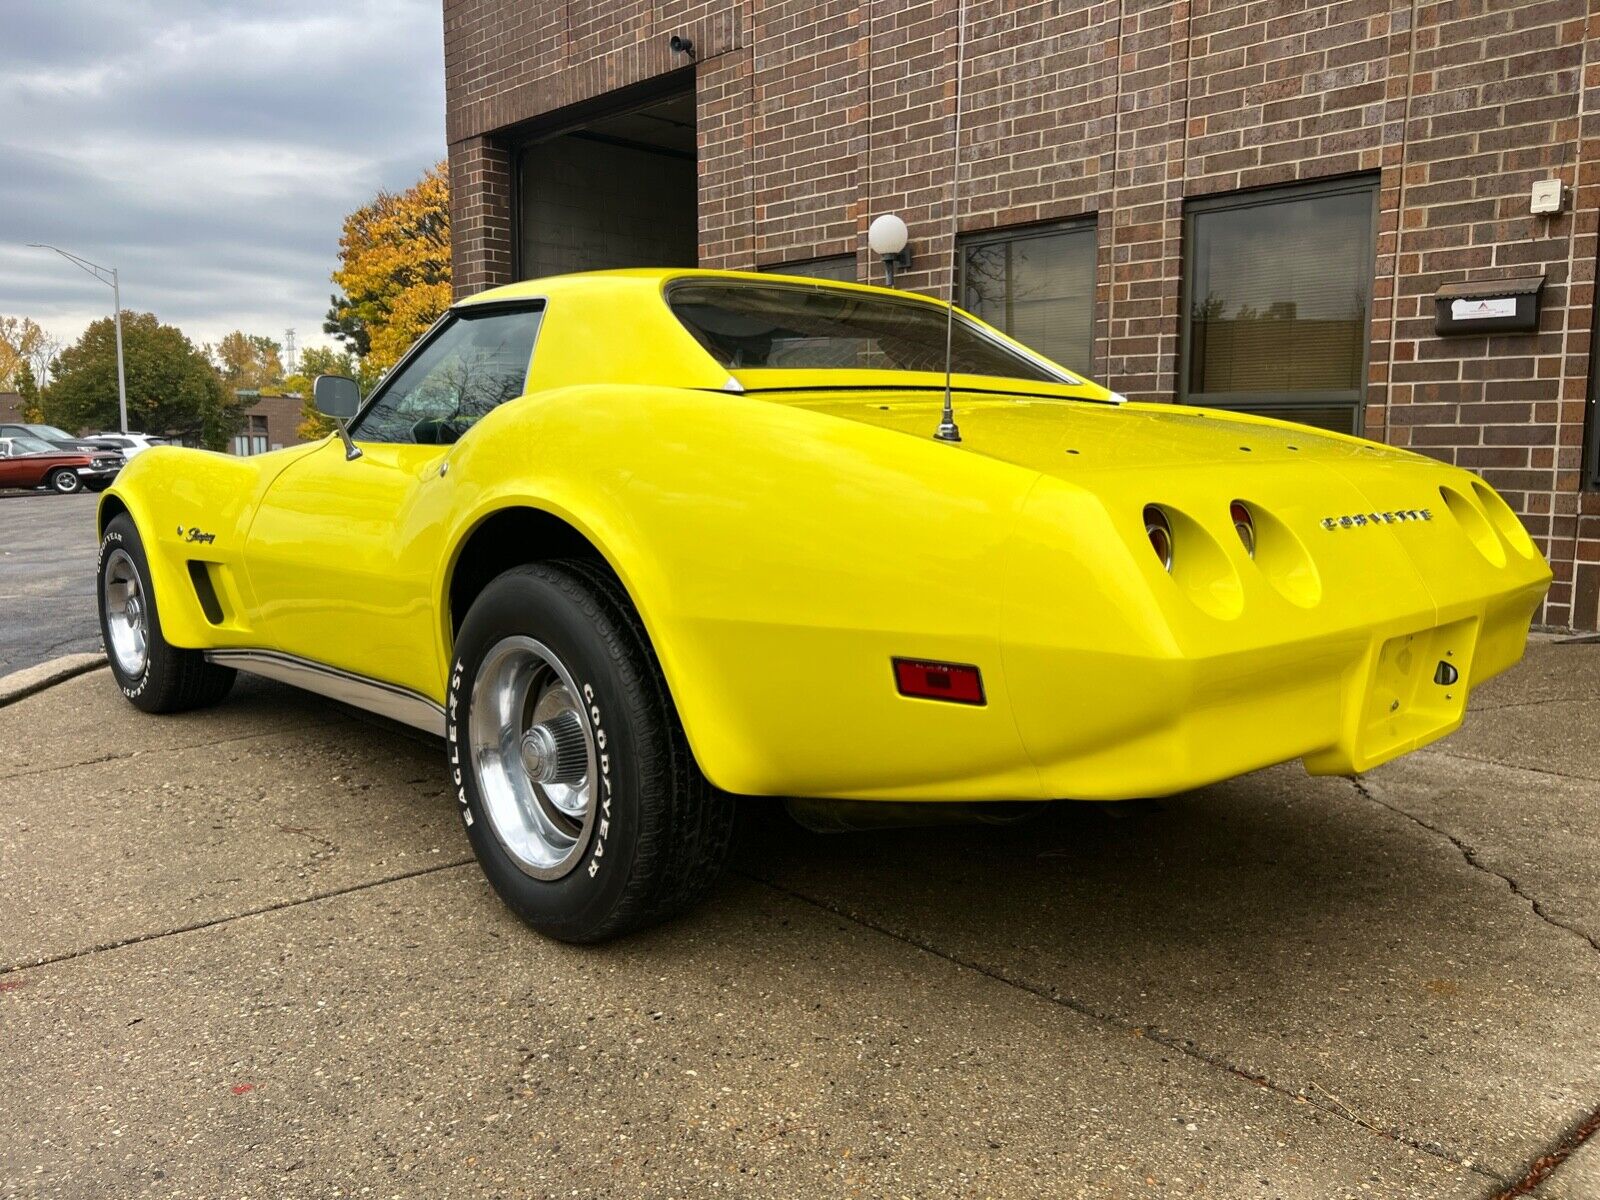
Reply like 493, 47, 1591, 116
204, 649, 446, 736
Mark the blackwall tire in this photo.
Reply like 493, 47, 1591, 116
97, 514, 235, 714
49, 469, 81, 494
448, 560, 735, 943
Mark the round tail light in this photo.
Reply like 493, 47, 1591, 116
1143, 505, 1173, 572
1230, 501, 1256, 558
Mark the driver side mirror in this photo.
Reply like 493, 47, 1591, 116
313, 374, 361, 420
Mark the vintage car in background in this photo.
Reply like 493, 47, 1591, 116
95, 269, 1552, 942
0, 433, 121, 493
0, 421, 109, 457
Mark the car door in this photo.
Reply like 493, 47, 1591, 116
242, 301, 543, 700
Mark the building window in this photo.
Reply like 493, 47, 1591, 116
231, 414, 269, 457
960, 220, 1096, 374
762, 255, 857, 283
1181, 178, 1377, 434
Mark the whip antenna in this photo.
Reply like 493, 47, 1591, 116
934, 0, 968, 444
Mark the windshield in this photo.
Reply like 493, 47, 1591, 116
7, 434, 60, 454
28, 425, 74, 440
667, 281, 1065, 383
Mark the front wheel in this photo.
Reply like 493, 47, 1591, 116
448, 561, 735, 942
49, 469, 81, 494
98, 514, 235, 713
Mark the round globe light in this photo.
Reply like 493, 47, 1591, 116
867, 213, 909, 257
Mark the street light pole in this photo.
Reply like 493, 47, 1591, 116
27, 243, 130, 434
111, 268, 127, 435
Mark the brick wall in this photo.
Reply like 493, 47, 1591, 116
444, 0, 1600, 630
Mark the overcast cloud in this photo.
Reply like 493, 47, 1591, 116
0, 0, 446, 365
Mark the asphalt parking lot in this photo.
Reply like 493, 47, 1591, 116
0, 491, 102, 676
0, 637, 1596, 1198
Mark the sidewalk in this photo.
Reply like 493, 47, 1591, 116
1, 645, 1596, 1198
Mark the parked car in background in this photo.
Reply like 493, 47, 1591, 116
0, 422, 107, 456
84, 432, 165, 459
0, 434, 121, 493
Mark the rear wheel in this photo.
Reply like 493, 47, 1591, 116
49, 469, 81, 494
97, 514, 235, 713
448, 561, 735, 942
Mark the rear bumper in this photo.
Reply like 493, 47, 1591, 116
1008, 576, 1547, 801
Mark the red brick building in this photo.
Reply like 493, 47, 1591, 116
444, 0, 1600, 629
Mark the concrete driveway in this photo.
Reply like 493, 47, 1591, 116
0, 644, 1597, 1198
0, 492, 102, 676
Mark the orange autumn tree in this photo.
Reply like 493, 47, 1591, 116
309, 161, 450, 438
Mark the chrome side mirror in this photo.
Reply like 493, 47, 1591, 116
312, 374, 363, 461
313, 374, 360, 419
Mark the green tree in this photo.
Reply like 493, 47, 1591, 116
43, 312, 245, 449
15, 361, 41, 421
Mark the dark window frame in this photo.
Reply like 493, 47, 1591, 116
1587, 289, 1600, 491
347, 298, 546, 444
957, 216, 1098, 372
760, 254, 858, 283
1179, 175, 1380, 435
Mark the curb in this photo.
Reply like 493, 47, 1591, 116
0, 653, 107, 708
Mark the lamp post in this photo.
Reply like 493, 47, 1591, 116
28, 243, 128, 434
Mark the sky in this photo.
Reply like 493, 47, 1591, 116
0, 0, 446, 368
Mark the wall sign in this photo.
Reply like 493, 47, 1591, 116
1450, 297, 1517, 321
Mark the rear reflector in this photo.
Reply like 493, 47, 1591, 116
892, 658, 986, 705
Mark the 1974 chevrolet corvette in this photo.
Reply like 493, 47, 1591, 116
97, 269, 1552, 941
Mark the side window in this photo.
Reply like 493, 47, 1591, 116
352, 305, 543, 445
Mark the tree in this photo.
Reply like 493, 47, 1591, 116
214, 331, 285, 392
0, 316, 56, 391
15, 361, 41, 421
324, 161, 451, 373
43, 312, 246, 449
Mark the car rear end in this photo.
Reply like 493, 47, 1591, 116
997, 413, 1550, 799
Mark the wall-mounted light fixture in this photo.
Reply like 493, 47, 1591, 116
868, 214, 911, 287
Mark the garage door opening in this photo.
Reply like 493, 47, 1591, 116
516, 87, 698, 279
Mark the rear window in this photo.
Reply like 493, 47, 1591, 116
667, 281, 1064, 383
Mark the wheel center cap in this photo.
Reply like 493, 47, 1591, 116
520, 724, 559, 783
126, 596, 141, 626
518, 709, 589, 787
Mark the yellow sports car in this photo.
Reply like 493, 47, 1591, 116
97, 269, 1551, 941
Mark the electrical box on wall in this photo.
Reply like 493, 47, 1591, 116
1433, 275, 1544, 337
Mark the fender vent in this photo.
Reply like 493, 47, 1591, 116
186, 561, 225, 624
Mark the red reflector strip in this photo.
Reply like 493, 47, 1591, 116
892, 658, 986, 705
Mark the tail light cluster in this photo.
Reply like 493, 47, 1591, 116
1140, 501, 1255, 573
1139, 498, 1321, 612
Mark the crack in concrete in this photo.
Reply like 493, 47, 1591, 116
1469, 693, 1600, 713
1489, 1103, 1600, 1199
743, 869, 1506, 1186
0, 859, 476, 976
1350, 778, 1600, 954
1414, 747, 1600, 788
0, 719, 346, 783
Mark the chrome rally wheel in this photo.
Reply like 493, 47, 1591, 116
469, 635, 598, 880
101, 547, 150, 679
96, 514, 235, 713
448, 561, 736, 943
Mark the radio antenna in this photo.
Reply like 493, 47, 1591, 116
934, 0, 968, 444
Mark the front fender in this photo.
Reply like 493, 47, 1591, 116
99, 442, 322, 648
